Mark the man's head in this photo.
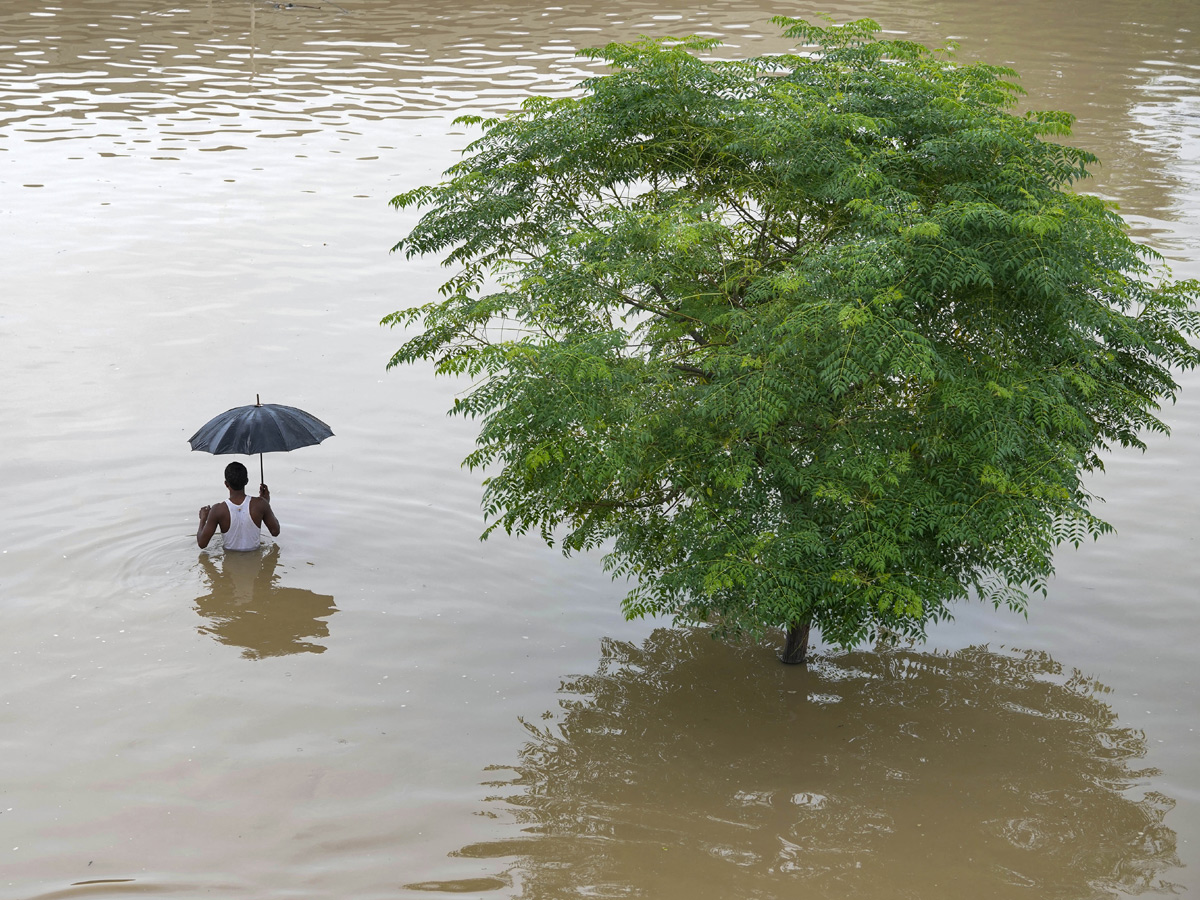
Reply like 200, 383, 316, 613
224, 461, 249, 492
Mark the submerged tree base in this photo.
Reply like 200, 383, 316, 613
780, 621, 812, 665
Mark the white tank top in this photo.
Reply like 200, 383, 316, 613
223, 496, 261, 552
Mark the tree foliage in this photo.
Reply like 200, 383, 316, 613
384, 19, 1200, 653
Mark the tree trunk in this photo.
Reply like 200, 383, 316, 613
780, 620, 811, 665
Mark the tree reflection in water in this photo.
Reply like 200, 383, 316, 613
440, 630, 1178, 900
194, 545, 337, 659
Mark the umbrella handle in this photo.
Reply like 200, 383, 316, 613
257, 396, 264, 488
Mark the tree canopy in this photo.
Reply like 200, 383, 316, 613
384, 18, 1200, 662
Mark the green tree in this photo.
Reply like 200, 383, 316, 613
385, 18, 1200, 663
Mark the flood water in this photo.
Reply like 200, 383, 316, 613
2, 0, 1199, 897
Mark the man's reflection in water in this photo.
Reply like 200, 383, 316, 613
194, 545, 337, 659
423, 630, 1179, 899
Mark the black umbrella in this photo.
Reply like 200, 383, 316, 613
188, 395, 333, 483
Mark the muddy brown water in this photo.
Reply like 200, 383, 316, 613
1, 1, 1199, 897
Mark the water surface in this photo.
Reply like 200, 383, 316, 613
2, 1, 1199, 897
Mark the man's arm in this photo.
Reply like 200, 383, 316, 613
197, 504, 219, 548
256, 485, 281, 537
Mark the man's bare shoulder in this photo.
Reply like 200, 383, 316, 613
247, 496, 268, 523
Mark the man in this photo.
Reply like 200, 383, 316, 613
197, 461, 280, 551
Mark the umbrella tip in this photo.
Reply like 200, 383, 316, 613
256, 393, 261, 407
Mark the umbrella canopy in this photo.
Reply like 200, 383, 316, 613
189, 397, 333, 481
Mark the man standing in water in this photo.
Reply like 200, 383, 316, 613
197, 461, 280, 550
